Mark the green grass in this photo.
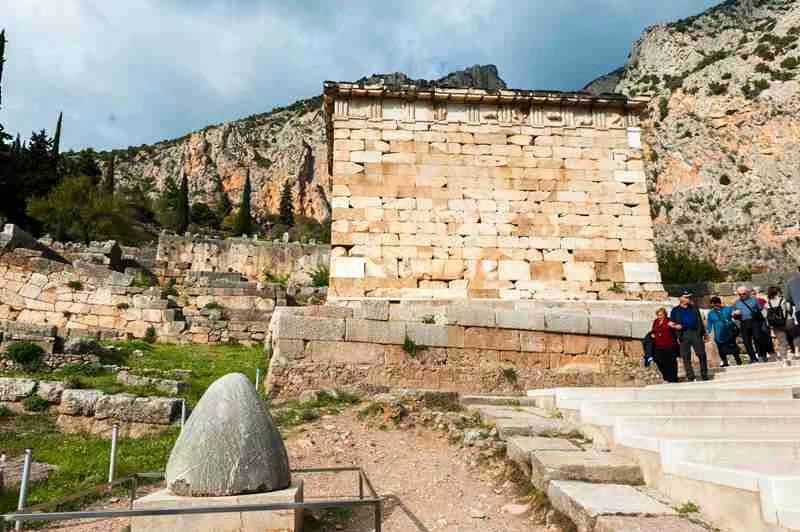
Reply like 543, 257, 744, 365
272, 391, 359, 429
0, 414, 177, 513
0, 343, 273, 514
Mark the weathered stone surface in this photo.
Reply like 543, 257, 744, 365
345, 318, 405, 344
0, 377, 36, 402
132, 397, 181, 424
272, 313, 345, 341
95, 393, 137, 420
530, 450, 644, 490
117, 370, 187, 395
406, 323, 462, 348
464, 327, 519, 351
496, 309, 545, 331
589, 315, 633, 338
547, 481, 676, 532
166, 373, 290, 496
594, 515, 707, 532
444, 305, 496, 328
506, 436, 580, 473
545, 311, 589, 335
36, 380, 65, 403
353, 299, 389, 321
63, 336, 105, 355
58, 389, 105, 416
132, 484, 303, 532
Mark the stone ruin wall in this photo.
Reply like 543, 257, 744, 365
0, 230, 330, 351
265, 300, 678, 399
325, 83, 665, 301
154, 233, 330, 287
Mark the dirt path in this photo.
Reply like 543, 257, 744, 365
44, 407, 550, 531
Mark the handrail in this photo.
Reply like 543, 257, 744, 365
1, 467, 381, 531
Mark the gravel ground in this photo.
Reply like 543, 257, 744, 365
42, 407, 554, 531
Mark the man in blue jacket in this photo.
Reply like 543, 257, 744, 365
706, 296, 742, 367
670, 290, 709, 381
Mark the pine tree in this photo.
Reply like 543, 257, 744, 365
103, 154, 115, 194
52, 111, 62, 157
175, 174, 189, 234
279, 180, 294, 227
232, 174, 252, 236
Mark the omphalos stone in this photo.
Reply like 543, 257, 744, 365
165, 373, 290, 496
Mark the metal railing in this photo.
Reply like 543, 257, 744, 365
1, 467, 382, 531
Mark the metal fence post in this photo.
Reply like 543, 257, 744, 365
15, 448, 32, 531
108, 425, 119, 484
255, 367, 261, 389
180, 399, 187, 430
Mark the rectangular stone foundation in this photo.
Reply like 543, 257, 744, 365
266, 300, 671, 398
132, 481, 303, 532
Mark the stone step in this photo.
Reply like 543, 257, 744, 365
494, 415, 575, 439
459, 394, 537, 406
506, 436, 581, 474
546, 480, 677, 532
580, 399, 800, 426
594, 515, 708, 532
614, 415, 800, 440
723, 360, 787, 372
670, 458, 800, 529
714, 366, 800, 382
645, 375, 800, 390
466, 405, 552, 424
538, 387, 796, 412
530, 449, 644, 490
620, 434, 800, 458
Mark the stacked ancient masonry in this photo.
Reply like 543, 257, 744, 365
324, 82, 664, 301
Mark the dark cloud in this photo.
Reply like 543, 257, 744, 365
0, 0, 719, 151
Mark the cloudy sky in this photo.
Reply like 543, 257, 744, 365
1, 0, 719, 151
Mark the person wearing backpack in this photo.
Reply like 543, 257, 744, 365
706, 296, 742, 367
732, 285, 769, 363
669, 290, 709, 381
768, 286, 796, 357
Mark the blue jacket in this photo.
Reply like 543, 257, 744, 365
733, 298, 762, 321
670, 305, 702, 331
707, 306, 737, 343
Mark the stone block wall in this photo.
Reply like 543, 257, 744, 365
265, 300, 667, 398
0, 377, 180, 437
155, 233, 330, 285
324, 83, 665, 301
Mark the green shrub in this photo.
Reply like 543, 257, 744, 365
132, 271, 158, 288
5, 341, 46, 370
754, 44, 775, 61
403, 335, 420, 357
23, 395, 51, 412
144, 326, 157, 344
502, 367, 518, 386
203, 301, 223, 310
62, 375, 86, 390
0, 404, 12, 418
742, 79, 770, 99
116, 302, 130, 310
721, 72, 732, 80
160, 278, 178, 298
309, 265, 330, 288
692, 50, 729, 72
263, 271, 289, 286
658, 97, 669, 121
66, 280, 84, 291
657, 246, 724, 285
708, 82, 728, 95
719, 174, 731, 185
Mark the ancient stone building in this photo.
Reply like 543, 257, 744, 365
324, 82, 664, 301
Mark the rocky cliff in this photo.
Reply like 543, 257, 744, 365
103, 65, 505, 226
585, 0, 800, 271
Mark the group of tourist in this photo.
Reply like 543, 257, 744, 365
646, 267, 800, 383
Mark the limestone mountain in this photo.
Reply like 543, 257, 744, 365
103, 65, 505, 228
585, 0, 800, 271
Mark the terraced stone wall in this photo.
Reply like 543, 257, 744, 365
265, 301, 668, 398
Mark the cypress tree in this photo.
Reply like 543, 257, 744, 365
279, 180, 294, 227
232, 174, 252, 236
175, 174, 189, 234
0, 29, 6, 109
103, 154, 115, 194
52, 111, 62, 157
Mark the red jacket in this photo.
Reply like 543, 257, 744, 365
652, 318, 677, 350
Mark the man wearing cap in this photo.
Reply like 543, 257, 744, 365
669, 290, 709, 381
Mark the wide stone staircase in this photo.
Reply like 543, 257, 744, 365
463, 360, 800, 532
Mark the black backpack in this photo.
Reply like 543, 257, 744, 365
767, 299, 787, 328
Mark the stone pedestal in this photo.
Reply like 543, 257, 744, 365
132, 481, 303, 532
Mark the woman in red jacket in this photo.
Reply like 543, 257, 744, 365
652, 307, 679, 382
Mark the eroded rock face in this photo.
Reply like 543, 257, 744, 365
165, 373, 290, 496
